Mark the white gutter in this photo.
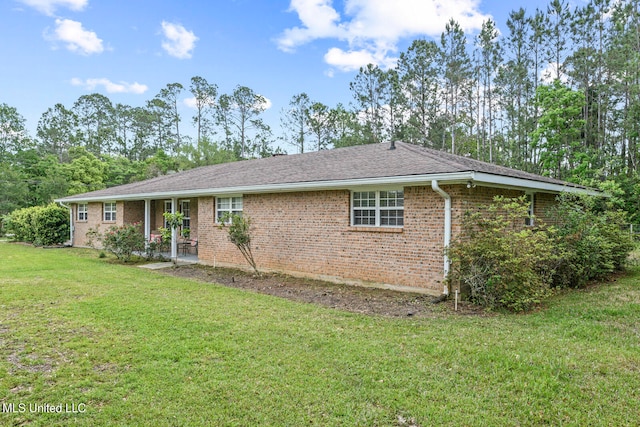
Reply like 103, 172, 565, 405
58, 201, 73, 246
431, 180, 451, 296
470, 172, 602, 196
55, 171, 597, 204
54, 172, 476, 203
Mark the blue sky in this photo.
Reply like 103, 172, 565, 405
2, 0, 556, 151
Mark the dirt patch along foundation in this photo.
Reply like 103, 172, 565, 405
155, 264, 485, 318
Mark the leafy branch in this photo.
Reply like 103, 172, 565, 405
218, 213, 260, 276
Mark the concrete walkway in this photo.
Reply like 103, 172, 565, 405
138, 253, 199, 270
140, 261, 196, 270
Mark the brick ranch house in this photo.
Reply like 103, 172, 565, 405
56, 142, 597, 296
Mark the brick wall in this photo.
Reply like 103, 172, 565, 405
196, 185, 561, 294
534, 192, 558, 223
123, 201, 144, 225
449, 186, 559, 235
70, 186, 560, 293
197, 188, 449, 294
72, 202, 106, 247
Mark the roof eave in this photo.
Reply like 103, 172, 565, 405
55, 172, 472, 202
470, 172, 602, 196
55, 171, 600, 203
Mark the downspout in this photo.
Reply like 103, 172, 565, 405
144, 199, 151, 249
431, 181, 451, 296
58, 201, 73, 246
171, 197, 178, 263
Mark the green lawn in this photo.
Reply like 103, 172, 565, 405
0, 243, 639, 426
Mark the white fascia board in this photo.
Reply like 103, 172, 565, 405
470, 172, 602, 196
55, 172, 475, 203
55, 170, 600, 203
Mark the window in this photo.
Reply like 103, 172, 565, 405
77, 204, 88, 221
352, 190, 404, 227
216, 196, 243, 222
103, 202, 116, 222
180, 200, 191, 229
163, 200, 172, 228
525, 193, 535, 226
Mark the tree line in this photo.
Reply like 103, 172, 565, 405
2, 0, 640, 222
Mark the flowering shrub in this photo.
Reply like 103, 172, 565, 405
100, 223, 146, 262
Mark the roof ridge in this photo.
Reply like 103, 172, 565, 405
396, 142, 471, 171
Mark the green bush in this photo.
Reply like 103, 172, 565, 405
3, 204, 69, 246
99, 223, 146, 262
548, 195, 635, 288
447, 196, 556, 312
32, 204, 70, 246
447, 195, 636, 312
5, 207, 38, 243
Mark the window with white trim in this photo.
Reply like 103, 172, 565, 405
216, 196, 243, 222
180, 200, 191, 229
103, 202, 116, 222
77, 204, 88, 221
525, 193, 535, 226
163, 200, 172, 228
352, 190, 404, 227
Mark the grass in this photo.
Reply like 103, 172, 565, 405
0, 243, 639, 426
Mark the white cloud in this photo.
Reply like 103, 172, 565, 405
50, 18, 103, 55
183, 97, 198, 109
324, 47, 395, 72
71, 77, 148, 94
277, 0, 346, 52
18, 0, 87, 16
258, 95, 273, 111
161, 21, 198, 59
277, 0, 490, 72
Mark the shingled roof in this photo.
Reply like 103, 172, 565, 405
58, 142, 595, 202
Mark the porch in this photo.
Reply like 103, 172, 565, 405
131, 197, 199, 262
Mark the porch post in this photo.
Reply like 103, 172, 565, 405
144, 199, 151, 248
171, 197, 178, 261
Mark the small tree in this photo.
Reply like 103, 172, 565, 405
218, 213, 260, 276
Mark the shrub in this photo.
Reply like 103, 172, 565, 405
448, 194, 636, 312
5, 207, 38, 243
447, 197, 557, 312
4, 204, 69, 246
548, 195, 635, 288
32, 203, 70, 246
100, 223, 146, 262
